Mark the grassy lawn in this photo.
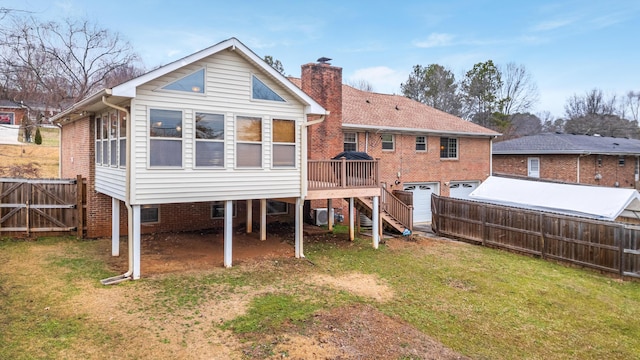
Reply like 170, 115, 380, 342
0, 127, 59, 178
0, 233, 639, 359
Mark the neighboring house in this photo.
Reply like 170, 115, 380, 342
51, 38, 383, 281
493, 133, 640, 189
0, 100, 27, 125
291, 61, 499, 223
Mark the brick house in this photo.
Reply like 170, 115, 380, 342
52, 38, 384, 281
0, 100, 27, 125
292, 61, 499, 223
493, 133, 640, 189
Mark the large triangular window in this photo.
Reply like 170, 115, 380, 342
252, 75, 285, 102
162, 68, 205, 93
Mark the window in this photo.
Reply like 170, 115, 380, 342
267, 200, 288, 215
440, 137, 457, 159
236, 116, 262, 167
95, 117, 102, 164
149, 109, 182, 167
195, 112, 224, 167
272, 119, 295, 167
252, 75, 285, 102
211, 201, 237, 219
102, 116, 109, 165
381, 134, 394, 150
528, 157, 540, 178
140, 205, 159, 223
0, 112, 14, 124
343, 132, 357, 151
415, 136, 426, 151
619, 156, 626, 166
119, 111, 127, 167
110, 112, 118, 166
162, 68, 205, 93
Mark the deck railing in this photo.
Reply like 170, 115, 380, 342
308, 159, 379, 190
381, 186, 413, 232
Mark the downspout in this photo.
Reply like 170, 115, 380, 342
101, 96, 134, 281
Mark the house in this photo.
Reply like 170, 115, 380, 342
0, 100, 27, 125
469, 176, 640, 223
291, 62, 499, 224
51, 38, 383, 281
492, 133, 640, 188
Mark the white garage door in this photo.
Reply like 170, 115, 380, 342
449, 181, 480, 199
404, 183, 439, 223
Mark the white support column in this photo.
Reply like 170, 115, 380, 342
111, 198, 120, 257
224, 200, 233, 268
295, 197, 304, 258
132, 204, 141, 279
246, 199, 253, 233
372, 196, 379, 249
349, 197, 355, 241
260, 198, 267, 241
327, 199, 333, 231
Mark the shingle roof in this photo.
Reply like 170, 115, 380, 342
493, 133, 640, 155
288, 78, 499, 137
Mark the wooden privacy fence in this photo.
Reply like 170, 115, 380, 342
431, 195, 640, 278
0, 176, 85, 237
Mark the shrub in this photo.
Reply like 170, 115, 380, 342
34, 127, 42, 145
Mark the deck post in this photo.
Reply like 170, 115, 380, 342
132, 205, 141, 279
327, 198, 333, 231
111, 198, 120, 257
246, 199, 253, 233
224, 200, 233, 268
295, 197, 303, 258
349, 197, 355, 241
260, 199, 267, 241
372, 196, 379, 249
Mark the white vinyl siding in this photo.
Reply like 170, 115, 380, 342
125, 49, 305, 204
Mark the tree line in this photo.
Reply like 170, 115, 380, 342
400, 62, 640, 140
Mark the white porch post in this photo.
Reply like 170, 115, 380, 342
246, 199, 253, 233
372, 196, 379, 249
349, 197, 355, 241
260, 198, 267, 241
224, 200, 233, 268
111, 198, 120, 256
327, 198, 333, 231
132, 204, 141, 279
295, 197, 304, 258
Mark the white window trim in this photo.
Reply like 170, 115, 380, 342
344, 132, 357, 152
440, 137, 458, 160
415, 136, 427, 152
194, 111, 225, 169
381, 134, 395, 151
528, 157, 540, 178
250, 73, 288, 103
234, 115, 264, 169
211, 201, 237, 219
267, 200, 289, 215
155, 67, 206, 95
271, 118, 297, 169
141, 205, 160, 224
147, 107, 185, 169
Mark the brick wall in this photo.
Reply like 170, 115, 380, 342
493, 154, 638, 188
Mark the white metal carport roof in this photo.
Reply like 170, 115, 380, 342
469, 176, 640, 221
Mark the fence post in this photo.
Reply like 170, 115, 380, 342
481, 204, 487, 246
26, 183, 31, 236
540, 213, 546, 259
76, 175, 84, 239
619, 225, 626, 277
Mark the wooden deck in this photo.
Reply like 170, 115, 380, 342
306, 159, 381, 200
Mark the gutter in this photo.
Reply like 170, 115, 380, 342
99, 96, 134, 285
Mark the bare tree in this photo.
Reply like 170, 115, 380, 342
0, 16, 141, 108
499, 62, 539, 115
621, 90, 640, 121
348, 78, 374, 92
564, 88, 617, 119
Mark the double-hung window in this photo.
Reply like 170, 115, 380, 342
95, 117, 102, 164
236, 116, 262, 167
381, 134, 394, 151
101, 116, 109, 165
109, 112, 118, 167
149, 109, 183, 167
440, 137, 458, 159
272, 119, 295, 167
119, 111, 126, 167
195, 112, 225, 167
415, 136, 427, 151
343, 132, 357, 151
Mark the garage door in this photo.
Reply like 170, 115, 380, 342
404, 183, 438, 223
449, 181, 479, 199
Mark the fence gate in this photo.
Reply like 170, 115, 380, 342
623, 225, 640, 278
0, 176, 84, 237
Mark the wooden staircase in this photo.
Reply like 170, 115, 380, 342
353, 187, 413, 233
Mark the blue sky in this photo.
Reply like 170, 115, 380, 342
4, 0, 640, 118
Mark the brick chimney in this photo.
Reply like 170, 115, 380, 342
301, 61, 343, 160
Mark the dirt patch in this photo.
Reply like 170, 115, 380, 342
306, 273, 394, 302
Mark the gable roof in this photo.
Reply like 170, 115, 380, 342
469, 176, 640, 221
288, 78, 499, 137
493, 133, 640, 155
52, 38, 326, 123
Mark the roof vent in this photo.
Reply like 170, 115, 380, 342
395, 105, 400, 110
317, 57, 332, 64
